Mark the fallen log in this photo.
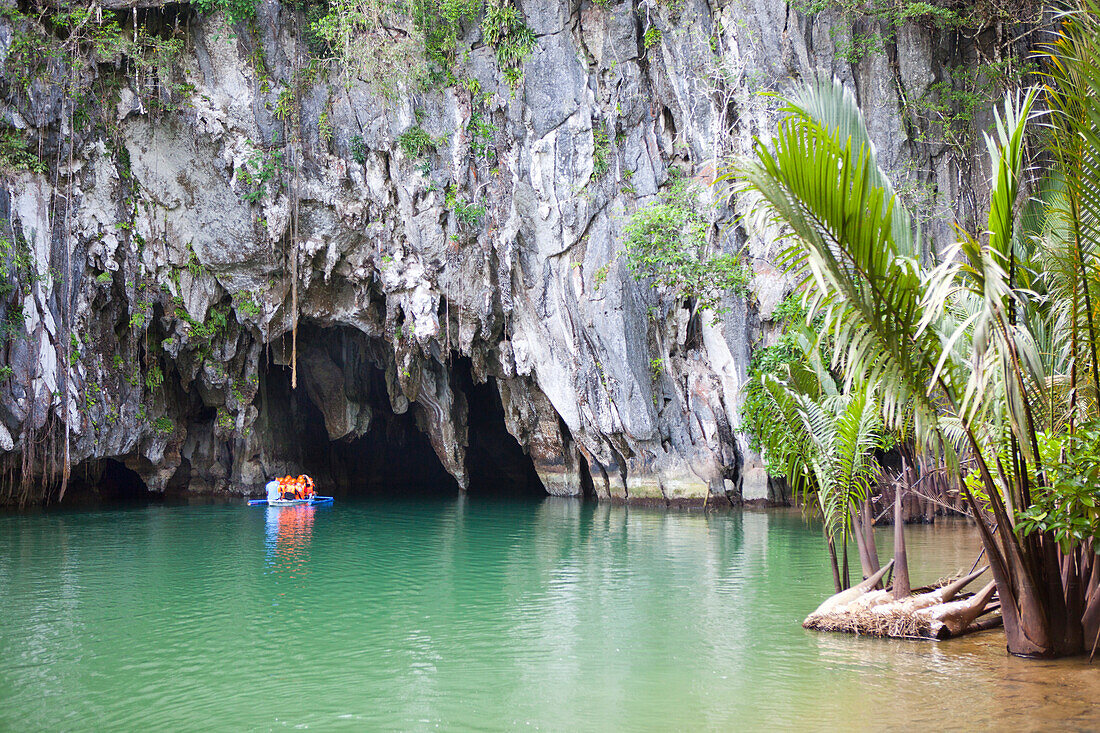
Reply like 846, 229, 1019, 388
803, 567, 1002, 641
918, 581, 997, 639
965, 614, 1004, 634
806, 559, 895, 619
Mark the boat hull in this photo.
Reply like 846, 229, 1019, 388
247, 496, 334, 507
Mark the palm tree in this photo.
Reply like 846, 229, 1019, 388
729, 65, 1098, 656
751, 334, 887, 593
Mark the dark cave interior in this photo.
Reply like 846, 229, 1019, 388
260, 345, 546, 500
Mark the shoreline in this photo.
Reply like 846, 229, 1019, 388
0, 488, 792, 513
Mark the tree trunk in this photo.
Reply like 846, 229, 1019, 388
827, 533, 842, 593
862, 496, 880, 574
851, 505, 875, 582
893, 479, 911, 599
842, 533, 850, 590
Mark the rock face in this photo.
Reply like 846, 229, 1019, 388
0, 0, 1006, 506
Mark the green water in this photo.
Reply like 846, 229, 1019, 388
2, 499, 1098, 731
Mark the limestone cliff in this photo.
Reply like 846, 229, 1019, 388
0, 0, 1021, 505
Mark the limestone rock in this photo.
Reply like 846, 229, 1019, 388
0, 0, 999, 506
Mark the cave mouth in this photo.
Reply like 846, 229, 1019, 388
260, 342, 545, 500
455, 359, 546, 499
63, 458, 156, 506
262, 359, 460, 499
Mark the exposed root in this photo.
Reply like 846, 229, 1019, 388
804, 567, 1000, 640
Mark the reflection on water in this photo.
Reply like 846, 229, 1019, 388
1, 501, 1097, 731
264, 505, 316, 572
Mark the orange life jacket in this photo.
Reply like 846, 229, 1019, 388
297, 475, 312, 497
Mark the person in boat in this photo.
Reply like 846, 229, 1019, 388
265, 479, 280, 504
299, 475, 315, 499
270, 474, 315, 501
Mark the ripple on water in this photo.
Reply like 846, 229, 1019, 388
1, 501, 1099, 731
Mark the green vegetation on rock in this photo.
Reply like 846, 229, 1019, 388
623, 177, 750, 316
305, 0, 534, 94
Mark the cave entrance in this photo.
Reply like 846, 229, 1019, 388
261, 359, 461, 499
454, 359, 546, 499
63, 458, 155, 506
258, 329, 546, 500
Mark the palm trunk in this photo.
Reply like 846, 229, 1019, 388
862, 496, 880, 574
827, 533, 842, 594
842, 532, 850, 591
893, 480, 910, 599
1083, 550, 1100, 660
851, 505, 874, 581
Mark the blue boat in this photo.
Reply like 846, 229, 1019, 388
248, 496, 334, 507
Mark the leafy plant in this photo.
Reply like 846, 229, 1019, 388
272, 87, 295, 122
192, 0, 259, 25
145, 364, 164, 391
129, 300, 151, 330
452, 196, 486, 227
741, 296, 821, 458
593, 263, 611, 290
398, 125, 436, 158
350, 134, 368, 164
308, 0, 427, 95
643, 25, 662, 50
234, 291, 263, 318
0, 129, 47, 174
239, 146, 285, 203
623, 178, 750, 315
482, 3, 536, 85
467, 109, 497, 159
649, 356, 664, 404
592, 123, 610, 179
216, 408, 236, 431
1017, 422, 1100, 552
318, 109, 334, 145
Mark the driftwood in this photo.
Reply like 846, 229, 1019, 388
804, 566, 1001, 640
807, 560, 895, 618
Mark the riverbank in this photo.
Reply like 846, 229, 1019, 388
0, 483, 790, 511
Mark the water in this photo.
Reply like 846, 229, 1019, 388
2, 499, 1098, 731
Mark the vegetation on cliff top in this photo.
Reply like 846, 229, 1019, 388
296, 0, 536, 94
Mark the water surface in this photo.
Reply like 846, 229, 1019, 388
2, 499, 1097, 731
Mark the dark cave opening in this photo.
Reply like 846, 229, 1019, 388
261, 359, 462, 498
64, 458, 156, 505
454, 358, 546, 498
258, 332, 546, 500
